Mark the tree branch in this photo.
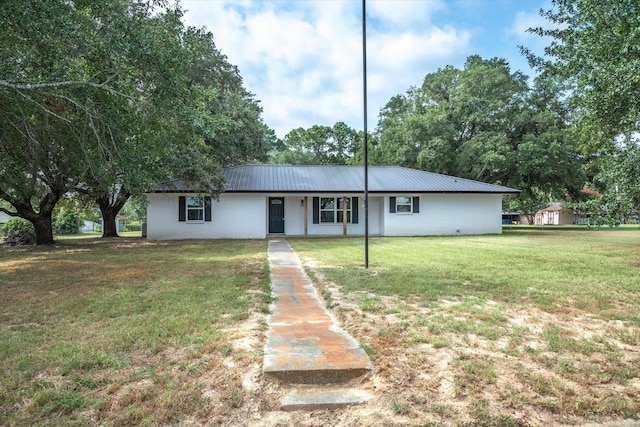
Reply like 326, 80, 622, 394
0, 206, 19, 217
0, 77, 118, 92
1, 76, 137, 101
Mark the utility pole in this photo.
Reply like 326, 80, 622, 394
362, 0, 369, 269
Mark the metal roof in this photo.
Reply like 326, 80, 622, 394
150, 165, 519, 194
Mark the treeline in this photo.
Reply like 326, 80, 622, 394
2, 0, 638, 245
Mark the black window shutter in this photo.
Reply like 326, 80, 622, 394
389, 197, 396, 213
204, 197, 212, 221
413, 196, 420, 213
312, 197, 319, 224
178, 196, 186, 221
352, 197, 358, 224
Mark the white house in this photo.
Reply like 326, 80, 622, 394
144, 165, 519, 240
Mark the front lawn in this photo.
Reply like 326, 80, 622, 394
1, 229, 638, 426
289, 228, 640, 425
0, 238, 270, 425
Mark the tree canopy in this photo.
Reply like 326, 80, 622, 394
371, 55, 585, 217
523, 0, 640, 145
0, 0, 269, 243
271, 122, 362, 165
521, 0, 640, 224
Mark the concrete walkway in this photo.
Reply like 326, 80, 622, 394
263, 239, 372, 409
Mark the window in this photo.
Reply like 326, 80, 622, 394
178, 196, 212, 222
389, 196, 420, 214
312, 197, 358, 224
320, 197, 351, 223
187, 197, 204, 221
396, 196, 412, 213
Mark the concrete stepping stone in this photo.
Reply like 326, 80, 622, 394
264, 239, 372, 385
281, 388, 372, 411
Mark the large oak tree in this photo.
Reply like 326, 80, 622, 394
1, 0, 268, 243
372, 55, 585, 219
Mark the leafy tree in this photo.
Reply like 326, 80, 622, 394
579, 141, 640, 226
523, 0, 640, 145
1, 0, 159, 243
0, 0, 269, 242
272, 122, 361, 165
374, 56, 528, 182
506, 75, 585, 217
373, 56, 585, 214
53, 208, 80, 235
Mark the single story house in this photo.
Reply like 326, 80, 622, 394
535, 204, 574, 225
144, 165, 519, 240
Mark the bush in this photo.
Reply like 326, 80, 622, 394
53, 208, 79, 235
1, 218, 36, 245
126, 222, 141, 231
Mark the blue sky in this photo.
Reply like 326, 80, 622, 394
180, 0, 552, 139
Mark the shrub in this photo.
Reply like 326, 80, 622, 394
53, 208, 79, 234
1, 218, 36, 245
126, 222, 141, 231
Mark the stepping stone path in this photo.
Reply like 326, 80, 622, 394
264, 239, 373, 410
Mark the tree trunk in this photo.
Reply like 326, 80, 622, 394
0, 190, 60, 245
101, 209, 119, 237
96, 187, 131, 238
32, 214, 55, 245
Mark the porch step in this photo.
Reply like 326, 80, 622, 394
281, 388, 372, 411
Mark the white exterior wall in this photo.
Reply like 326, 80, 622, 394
146, 192, 503, 239
283, 196, 304, 235
383, 194, 503, 236
146, 193, 266, 240
268, 195, 382, 236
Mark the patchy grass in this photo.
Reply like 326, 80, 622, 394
290, 229, 640, 322
3, 228, 639, 426
0, 237, 268, 426
291, 228, 640, 425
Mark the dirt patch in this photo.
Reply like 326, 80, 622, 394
208, 263, 639, 426
85, 256, 638, 426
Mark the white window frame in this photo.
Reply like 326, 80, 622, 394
395, 196, 413, 214
187, 196, 205, 222
320, 197, 351, 224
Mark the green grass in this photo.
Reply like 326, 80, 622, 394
289, 228, 640, 422
288, 228, 640, 322
2, 228, 639, 425
0, 237, 268, 426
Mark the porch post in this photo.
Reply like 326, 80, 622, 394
304, 196, 308, 236
343, 195, 348, 235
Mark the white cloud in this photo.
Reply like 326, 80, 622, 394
506, 10, 548, 41
368, 0, 445, 29
180, 1, 475, 138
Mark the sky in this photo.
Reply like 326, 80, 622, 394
180, 0, 553, 139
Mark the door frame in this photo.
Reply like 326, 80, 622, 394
268, 197, 285, 234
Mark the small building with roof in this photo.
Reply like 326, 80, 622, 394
144, 165, 519, 240
534, 204, 575, 225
